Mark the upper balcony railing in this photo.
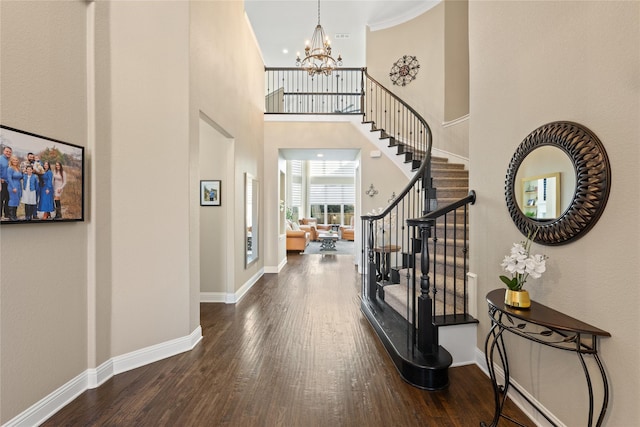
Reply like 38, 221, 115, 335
265, 67, 364, 115
265, 67, 430, 169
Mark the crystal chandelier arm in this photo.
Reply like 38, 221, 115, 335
295, 0, 342, 76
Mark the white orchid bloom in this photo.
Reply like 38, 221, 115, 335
501, 255, 518, 273
500, 233, 548, 290
511, 243, 525, 255
528, 254, 547, 278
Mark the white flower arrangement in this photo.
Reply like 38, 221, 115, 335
500, 230, 548, 291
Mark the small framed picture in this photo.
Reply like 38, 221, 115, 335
200, 180, 221, 206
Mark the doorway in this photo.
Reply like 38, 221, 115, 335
199, 114, 235, 302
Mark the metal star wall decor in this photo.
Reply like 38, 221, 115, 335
389, 55, 420, 86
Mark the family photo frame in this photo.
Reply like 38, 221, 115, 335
200, 180, 221, 206
1, 125, 85, 224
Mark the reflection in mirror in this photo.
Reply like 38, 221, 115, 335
514, 146, 575, 220
519, 173, 560, 219
245, 173, 259, 267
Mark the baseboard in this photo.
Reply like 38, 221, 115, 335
111, 326, 203, 377
441, 114, 469, 128
200, 268, 265, 304
3, 326, 203, 427
87, 358, 114, 389
264, 256, 287, 274
200, 292, 227, 303
3, 370, 89, 427
474, 348, 565, 427
226, 268, 264, 303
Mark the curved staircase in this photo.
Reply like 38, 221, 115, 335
263, 66, 477, 390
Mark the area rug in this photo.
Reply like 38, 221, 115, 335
303, 239, 355, 255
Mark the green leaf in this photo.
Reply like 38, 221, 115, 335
499, 275, 518, 290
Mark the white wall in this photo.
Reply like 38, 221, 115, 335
469, 1, 639, 425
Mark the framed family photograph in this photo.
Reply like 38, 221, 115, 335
200, 180, 221, 206
1, 125, 85, 224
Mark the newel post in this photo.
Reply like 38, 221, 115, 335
417, 219, 437, 354
367, 219, 377, 300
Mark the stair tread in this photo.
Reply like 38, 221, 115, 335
437, 186, 470, 191
431, 162, 466, 170
383, 283, 467, 318
432, 168, 468, 174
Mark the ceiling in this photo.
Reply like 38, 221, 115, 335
244, 0, 440, 68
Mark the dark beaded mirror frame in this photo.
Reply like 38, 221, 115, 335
505, 121, 611, 246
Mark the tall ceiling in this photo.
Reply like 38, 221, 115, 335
244, 0, 440, 68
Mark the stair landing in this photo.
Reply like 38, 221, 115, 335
361, 297, 452, 390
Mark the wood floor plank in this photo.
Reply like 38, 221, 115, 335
43, 254, 532, 426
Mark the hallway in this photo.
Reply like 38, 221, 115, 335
44, 254, 529, 426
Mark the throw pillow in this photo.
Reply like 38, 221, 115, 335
292, 222, 300, 231
286, 220, 292, 231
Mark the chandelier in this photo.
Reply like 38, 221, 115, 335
295, 0, 342, 76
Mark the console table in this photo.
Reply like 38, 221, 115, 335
318, 233, 338, 251
482, 289, 611, 427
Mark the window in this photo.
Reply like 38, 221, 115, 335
308, 160, 356, 225
288, 160, 303, 221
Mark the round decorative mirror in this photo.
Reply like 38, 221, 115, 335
505, 121, 611, 245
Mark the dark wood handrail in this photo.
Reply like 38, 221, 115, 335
265, 66, 365, 73
359, 69, 433, 221
360, 156, 431, 221
363, 69, 432, 137
407, 191, 476, 226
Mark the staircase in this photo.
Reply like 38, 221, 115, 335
264, 66, 477, 390
383, 156, 470, 320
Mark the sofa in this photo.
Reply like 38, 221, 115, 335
299, 218, 331, 241
286, 221, 310, 251
340, 217, 355, 241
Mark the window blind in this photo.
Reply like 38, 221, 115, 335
308, 160, 356, 205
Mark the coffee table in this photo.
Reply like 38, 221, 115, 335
318, 233, 339, 251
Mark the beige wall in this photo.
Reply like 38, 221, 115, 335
469, 1, 639, 425
366, 0, 469, 159
190, 1, 264, 307
199, 118, 230, 294
0, 2, 89, 421
444, 0, 469, 122
106, 0, 192, 357
1, 0, 264, 422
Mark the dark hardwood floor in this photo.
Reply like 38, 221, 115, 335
44, 254, 531, 426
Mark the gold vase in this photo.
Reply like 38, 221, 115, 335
504, 289, 531, 309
